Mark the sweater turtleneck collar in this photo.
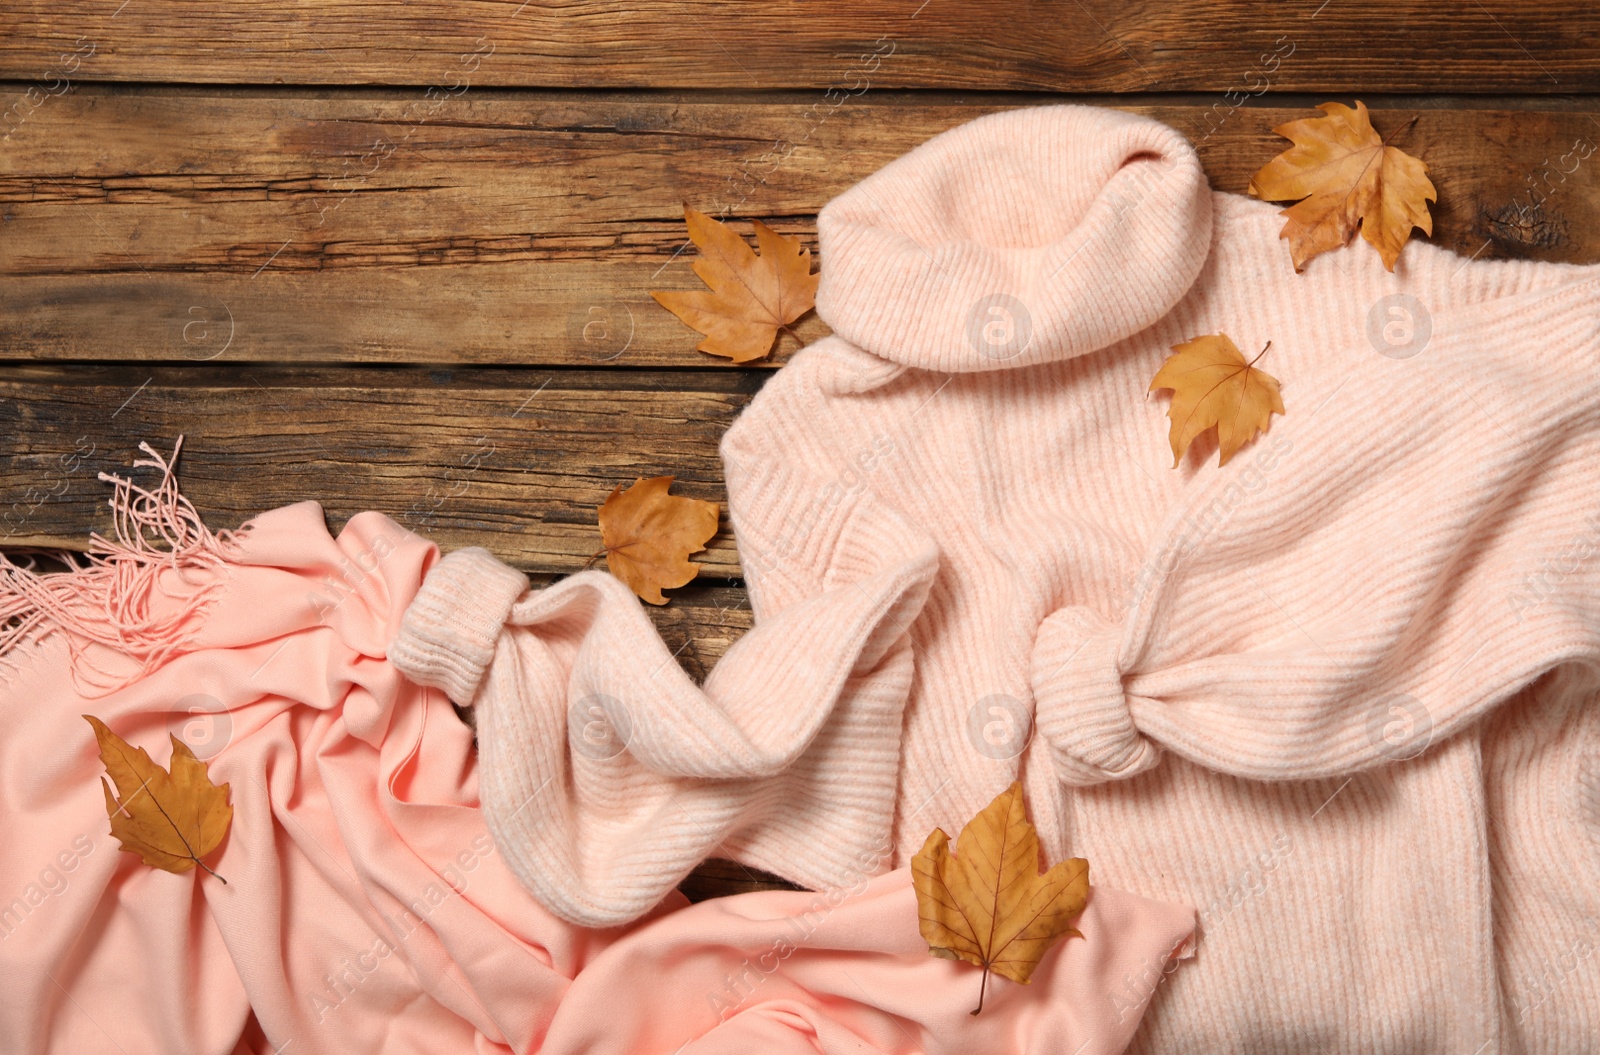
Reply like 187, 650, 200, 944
815, 105, 1214, 373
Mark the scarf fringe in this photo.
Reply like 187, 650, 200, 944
0, 437, 251, 695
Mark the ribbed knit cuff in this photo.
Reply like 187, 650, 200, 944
1031, 604, 1161, 785
388, 547, 530, 705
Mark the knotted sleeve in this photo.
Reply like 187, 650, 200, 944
1034, 263, 1600, 785
388, 440, 938, 927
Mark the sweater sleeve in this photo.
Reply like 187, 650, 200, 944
1035, 263, 1600, 785
387, 405, 938, 927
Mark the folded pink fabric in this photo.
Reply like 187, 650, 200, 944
541, 867, 1194, 1055
0, 441, 1194, 1055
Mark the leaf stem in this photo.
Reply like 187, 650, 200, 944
582, 547, 607, 570
1381, 114, 1421, 149
195, 857, 228, 884
1247, 340, 1273, 367
971, 966, 990, 1016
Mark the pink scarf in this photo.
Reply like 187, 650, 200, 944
0, 439, 1194, 1054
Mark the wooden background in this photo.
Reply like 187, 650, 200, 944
3, 3, 1598, 902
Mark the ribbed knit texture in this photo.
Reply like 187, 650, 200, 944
390, 546, 529, 704
390, 104, 1600, 1050
389, 490, 939, 926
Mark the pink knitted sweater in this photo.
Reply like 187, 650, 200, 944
390, 105, 1600, 1051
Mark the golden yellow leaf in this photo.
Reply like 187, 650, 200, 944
84, 714, 231, 882
597, 476, 719, 605
1248, 100, 1436, 271
1149, 334, 1286, 468
911, 781, 1090, 1015
650, 204, 819, 362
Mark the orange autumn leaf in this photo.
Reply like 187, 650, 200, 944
911, 781, 1090, 1016
597, 476, 719, 605
1149, 334, 1286, 468
84, 714, 231, 882
1248, 100, 1436, 272
651, 204, 819, 362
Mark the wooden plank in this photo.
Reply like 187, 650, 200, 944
5, 92, 1598, 365
679, 858, 804, 902
0, 267, 831, 368
0, 364, 756, 576
0, 2, 1596, 92
0, 88, 878, 367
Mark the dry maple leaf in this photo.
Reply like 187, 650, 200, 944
1248, 100, 1436, 272
84, 714, 231, 882
1149, 334, 1286, 468
911, 781, 1090, 1015
597, 476, 719, 605
650, 204, 819, 362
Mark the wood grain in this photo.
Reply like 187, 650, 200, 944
0, 2, 1596, 92
4, 91, 1598, 365
678, 858, 805, 902
0, 364, 755, 576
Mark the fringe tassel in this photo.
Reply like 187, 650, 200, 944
0, 437, 251, 696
